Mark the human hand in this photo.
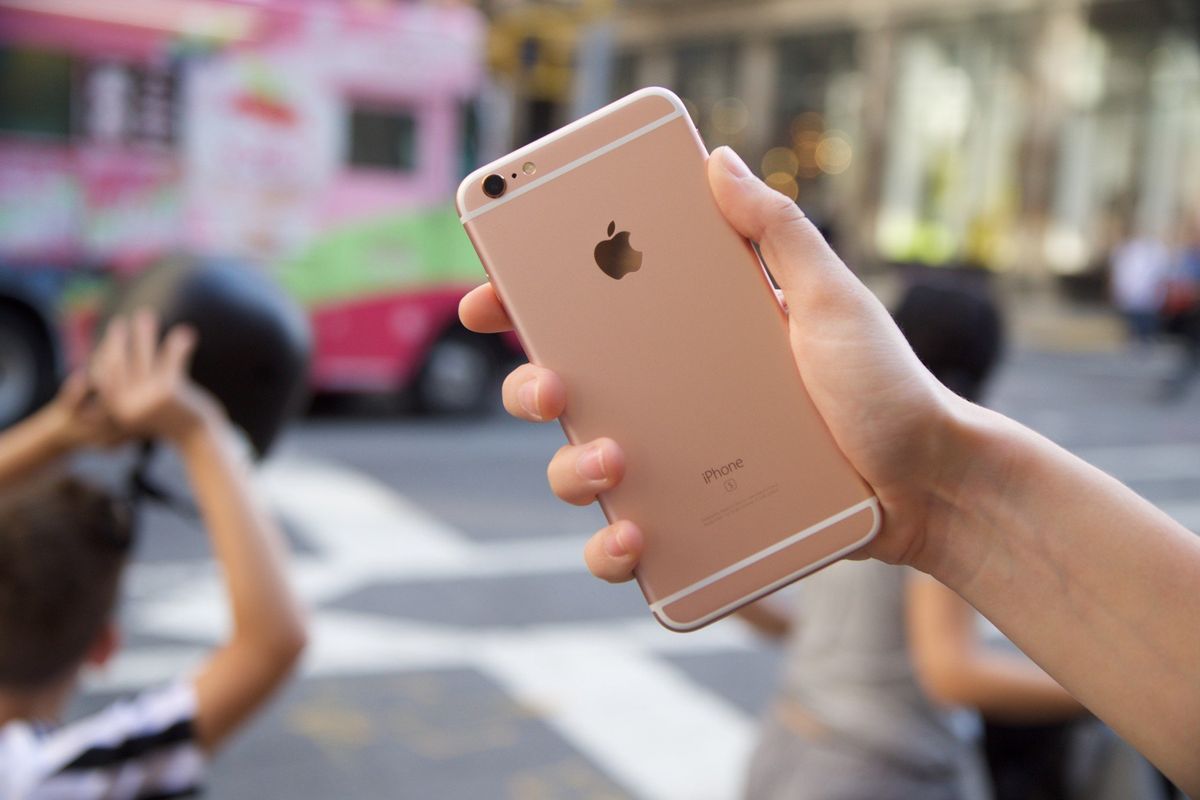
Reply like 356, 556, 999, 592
90, 310, 220, 444
40, 370, 126, 451
460, 146, 980, 583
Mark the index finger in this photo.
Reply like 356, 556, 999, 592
459, 283, 513, 334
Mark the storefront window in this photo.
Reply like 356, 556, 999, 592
1046, 3, 1200, 277
610, 52, 638, 101
876, 16, 1028, 269
673, 40, 739, 146
768, 31, 859, 220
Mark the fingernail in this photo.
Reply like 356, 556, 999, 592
603, 527, 627, 558
604, 524, 641, 559
577, 444, 607, 482
717, 146, 752, 178
517, 379, 541, 420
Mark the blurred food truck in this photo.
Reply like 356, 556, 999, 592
0, 0, 501, 426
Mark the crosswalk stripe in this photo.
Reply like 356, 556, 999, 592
97, 456, 761, 800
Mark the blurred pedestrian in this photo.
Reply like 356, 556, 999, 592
741, 563, 1030, 800
0, 314, 306, 799
738, 267, 1081, 800
1160, 229, 1200, 399
1110, 233, 1170, 346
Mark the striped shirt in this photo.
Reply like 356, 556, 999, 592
0, 681, 204, 800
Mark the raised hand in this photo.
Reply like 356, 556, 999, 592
90, 310, 219, 444
41, 370, 125, 450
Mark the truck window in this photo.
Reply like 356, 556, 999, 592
0, 48, 73, 139
79, 62, 178, 145
347, 105, 416, 171
459, 99, 480, 179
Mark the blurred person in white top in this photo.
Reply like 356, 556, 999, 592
1111, 235, 1171, 344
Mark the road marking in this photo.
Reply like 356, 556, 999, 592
96, 457, 763, 800
479, 633, 753, 800
95, 613, 758, 800
99, 449, 1197, 798
258, 457, 472, 567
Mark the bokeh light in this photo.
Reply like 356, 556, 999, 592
765, 172, 799, 201
711, 97, 749, 135
789, 111, 824, 145
815, 134, 852, 174
793, 131, 822, 179
761, 146, 799, 178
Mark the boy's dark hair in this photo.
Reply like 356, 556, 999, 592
893, 271, 1004, 404
0, 475, 133, 688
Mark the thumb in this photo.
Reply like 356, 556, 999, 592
707, 146, 866, 313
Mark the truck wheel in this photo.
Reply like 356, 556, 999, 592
0, 308, 55, 429
413, 328, 497, 415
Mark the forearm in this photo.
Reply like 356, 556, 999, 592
88, 314, 306, 751
0, 408, 70, 486
176, 412, 305, 659
925, 404, 1200, 792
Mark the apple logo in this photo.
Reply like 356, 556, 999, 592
593, 221, 643, 280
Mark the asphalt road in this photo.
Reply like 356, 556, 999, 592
73, 344, 1200, 799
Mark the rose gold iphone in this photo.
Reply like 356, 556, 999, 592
457, 87, 879, 631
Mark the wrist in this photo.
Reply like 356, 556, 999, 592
166, 398, 226, 451
30, 404, 77, 455
909, 397, 1030, 591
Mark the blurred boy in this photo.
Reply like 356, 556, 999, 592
0, 312, 306, 798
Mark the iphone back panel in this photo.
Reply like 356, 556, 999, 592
457, 88, 879, 631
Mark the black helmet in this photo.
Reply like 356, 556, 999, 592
104, 259, 311, 458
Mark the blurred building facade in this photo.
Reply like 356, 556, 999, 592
494, 0, 1200, 292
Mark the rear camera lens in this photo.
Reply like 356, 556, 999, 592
482, 174, 506, 198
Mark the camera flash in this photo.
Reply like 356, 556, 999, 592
522, 161, 536, 176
